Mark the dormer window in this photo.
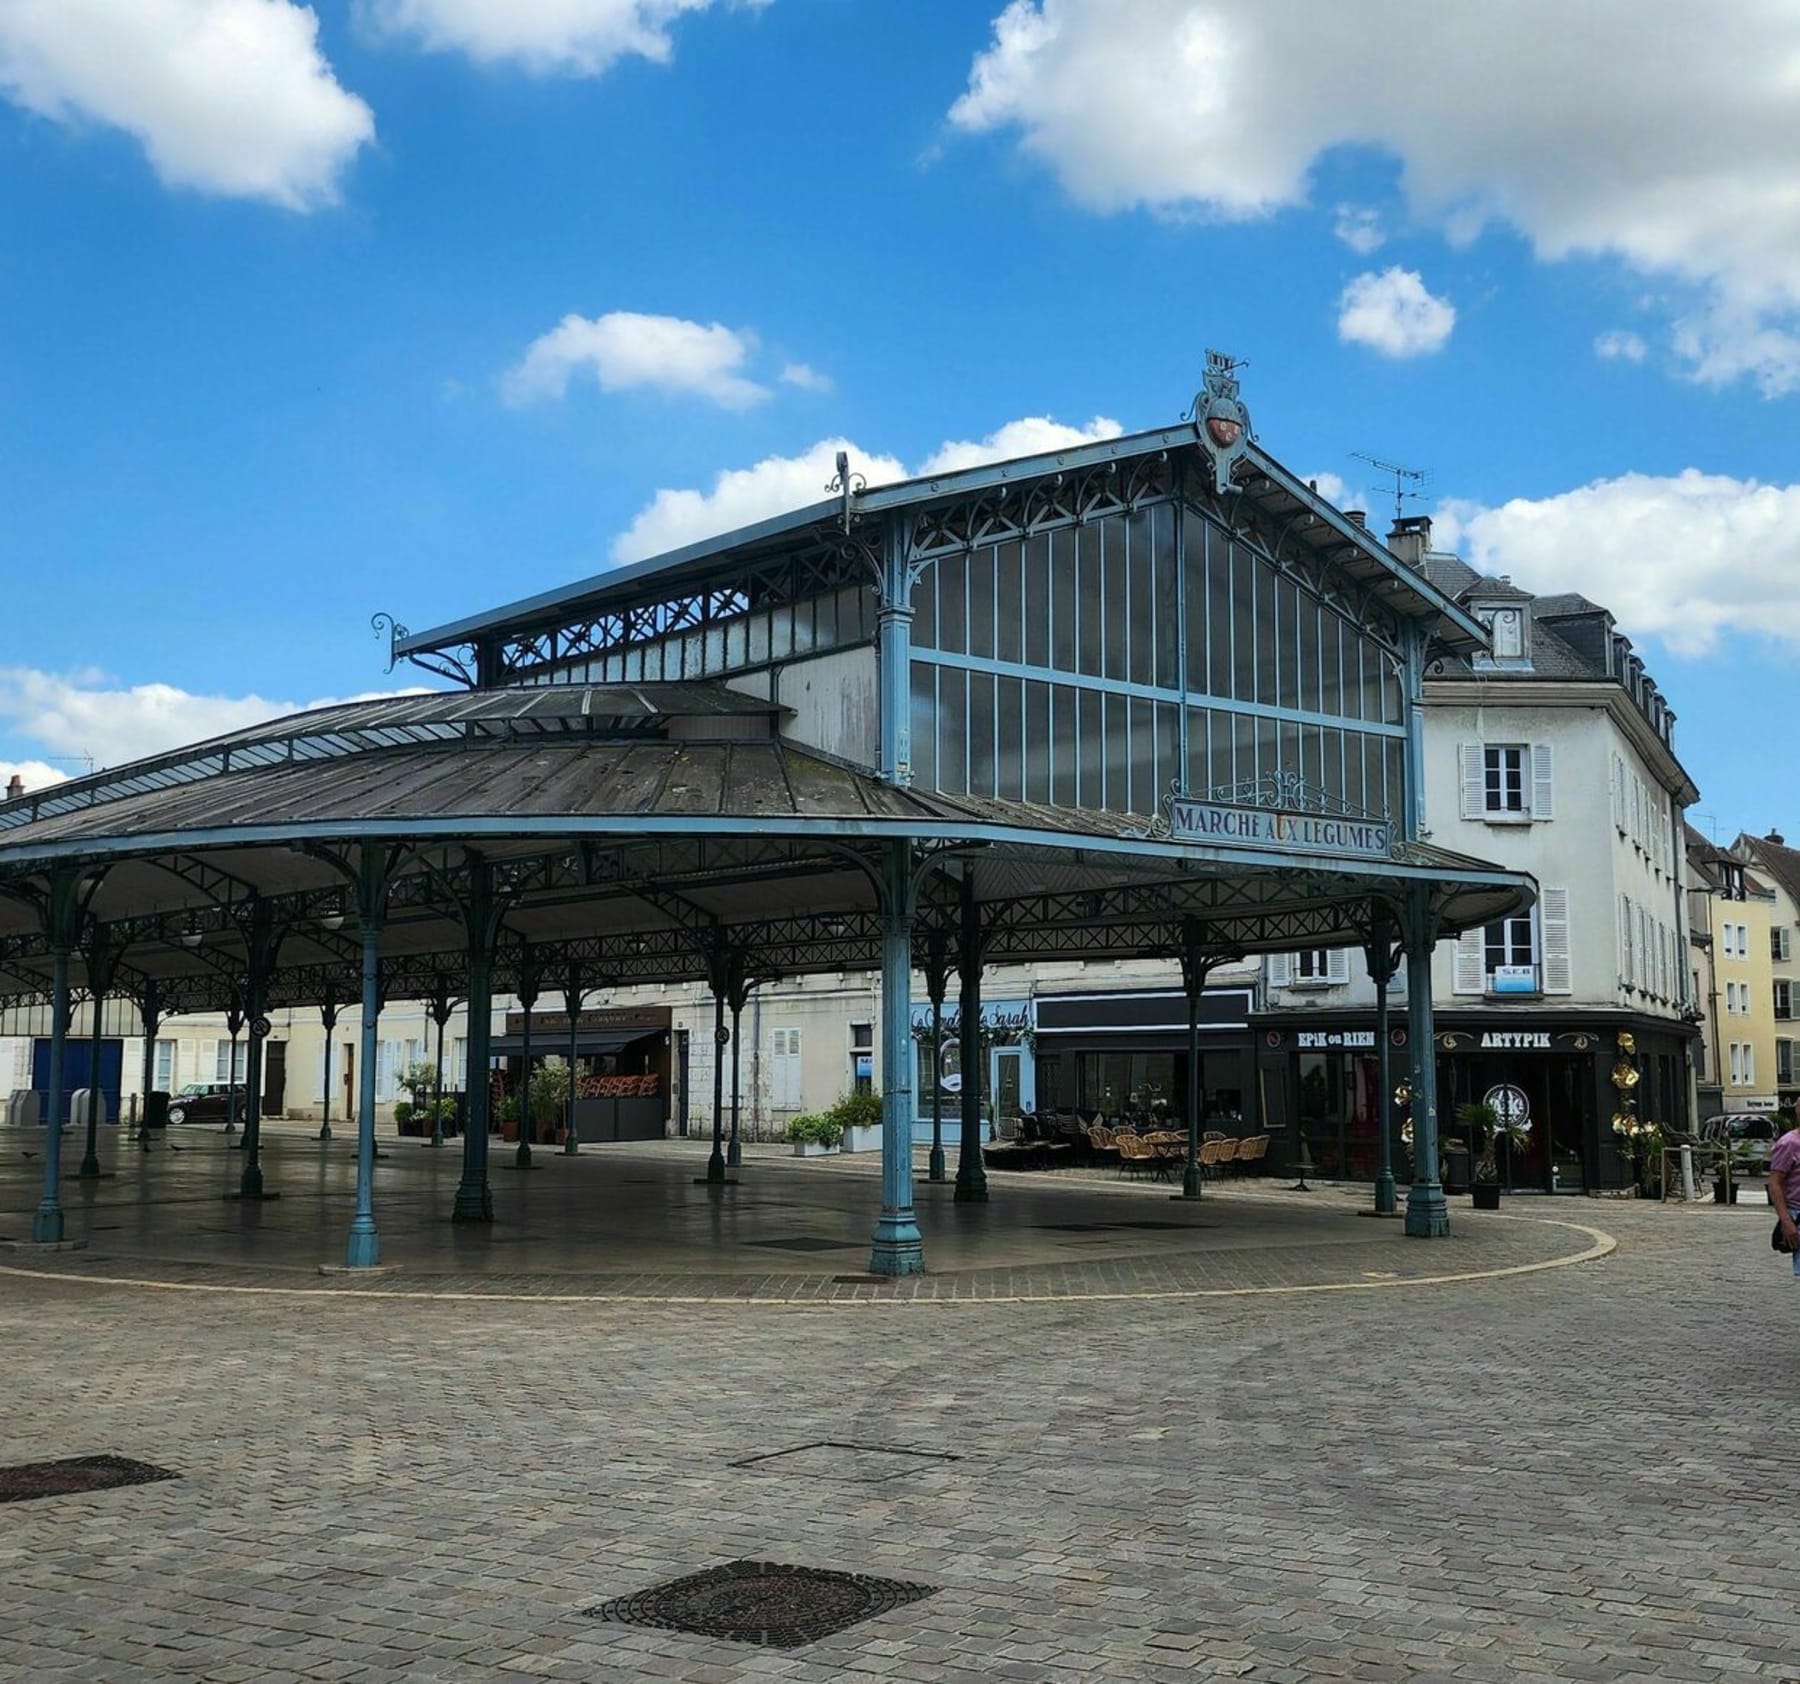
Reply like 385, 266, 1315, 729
1471, 600, 1531, 668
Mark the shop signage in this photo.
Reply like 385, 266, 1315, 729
1297, 1030, 1377, 1049
1478, 1031, 1551, 1050
1485, 1083, 1531, 1128
503, 1006, 670, 1036
1491, 965, 1537, 996
1165, 799, 1392, 860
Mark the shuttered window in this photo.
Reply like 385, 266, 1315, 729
154, 1039, 175, 1090
1541, 888, 1572, 994
771, 1027, 803, 1111
1620, 894, 1635, 987
1459, 742, 1553, 820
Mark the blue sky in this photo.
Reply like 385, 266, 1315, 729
0, 0, 1791, 844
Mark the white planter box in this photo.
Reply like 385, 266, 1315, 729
791, 1140, 837, 1157
839, 1124, 883, 1154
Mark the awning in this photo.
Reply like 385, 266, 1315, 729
489, 1027, 648, 1059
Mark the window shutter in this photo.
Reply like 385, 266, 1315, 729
1530, 743, 1554, 819
1620, 894, 1634, 986
1541, 887, 1572, 994
1327, 948, 1350, 985
1459, 744, 1484, 819
1267, 953, 1292, 988
1453, 928, 1485, 994
1612, 756, 1626, 832
177, 1039, 197, 1088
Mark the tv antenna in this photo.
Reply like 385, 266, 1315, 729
1353, 452, 1428, 526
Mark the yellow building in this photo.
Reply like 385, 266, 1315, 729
1735, 831, 1800, 1107
1688, 829, 1778, 1115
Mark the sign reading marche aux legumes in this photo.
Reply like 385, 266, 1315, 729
1166, 799, 1393, 861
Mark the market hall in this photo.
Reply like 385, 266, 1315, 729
0, 357, 1533, 1274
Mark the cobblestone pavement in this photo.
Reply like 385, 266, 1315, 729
0, 1130, 1792, 1681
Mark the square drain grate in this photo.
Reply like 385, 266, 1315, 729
743, 1235, 858, 1253
586, 1559, 934, 1648
730, 1440, 961, 1483
0, 1455, 177, 1504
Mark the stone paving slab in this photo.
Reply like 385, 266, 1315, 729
0, 1196, 1788, 1681
0, 1123, 1606, 1301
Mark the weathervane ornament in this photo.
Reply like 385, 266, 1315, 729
1194, 348, 1252, 494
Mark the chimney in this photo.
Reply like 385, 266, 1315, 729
3, 773, 20, 801
1770, 828, 1787, 847
1344, 509, 1368, 530
1387, 514, 1432, 569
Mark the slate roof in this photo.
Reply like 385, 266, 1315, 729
1736, 833, 1800, 909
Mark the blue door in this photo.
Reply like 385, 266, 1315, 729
31, 1038, 125, 1124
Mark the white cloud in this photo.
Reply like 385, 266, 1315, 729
951, 0, 1800, 392
1434, 470, 1800, 657
614, 438, 909, 562
1302, 471, 1365, 513
0, 0, 374, 210
917, 413, 1121, 475
1672, 304, 1800, 398
778, 361, 833, 394
1594, 329, 1647, 363
1333, 203, 1384, 255
363, 0, 763, 76
0, 668, 424, 771
503, 311, 769, 409
612, 413, 1123, 561
1336, 267, 1455, 357
0, 759, 69, 798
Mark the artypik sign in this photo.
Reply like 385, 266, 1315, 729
1166, 799, 1393, 861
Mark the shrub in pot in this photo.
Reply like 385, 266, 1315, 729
787, 1113, 844, 1155
1458, 1101, 1503, 1209
827, 1090, 884, 1152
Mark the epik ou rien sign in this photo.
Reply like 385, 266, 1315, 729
1166, 800, 1393, 861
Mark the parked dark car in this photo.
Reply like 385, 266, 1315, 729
1700, 1111, 1783, 1174
165, 1082, 244, 1127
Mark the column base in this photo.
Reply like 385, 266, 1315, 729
705, 1148, 726, 1183
927, 1146, 946, 1182
317, 1126, 333, 1141
344, 1221, 380, 1269
513, 1144, 534, 1170
1403, 1181, 1451, 1237
563, 1138, 580, 1156
867, 1215, 925, 1276
1373, 1172, 1398, 1216
1178, 1161, 1203, 1200
238, 1165, 265, 1200
450, 1182, 493, 1223
953, 1180, 989, 1203
726, 1138, 742, 1168
30, 1205, 64, 1244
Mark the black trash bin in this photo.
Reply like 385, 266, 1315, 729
1442, 1141, 1470, 1196
144, 1090, 170, 1131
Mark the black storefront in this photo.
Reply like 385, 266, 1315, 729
1254, 1008, 1694, 1193
1032, 986, 1255, 1132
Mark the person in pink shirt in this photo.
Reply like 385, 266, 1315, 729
1767, 1119, 1800, 1269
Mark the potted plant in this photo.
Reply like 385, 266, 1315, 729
830, 1091, 884, 1153
787, 1113, 843, 1156
1458, 1101, 1503, 1209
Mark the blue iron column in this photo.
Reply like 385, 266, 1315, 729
703, 946, 732, 1185
953, 869, 988, 1203
135, 981, 161, 1151
346, 847, 387, 1267
562, 963, 584, 1155
236, 900, 283, 1200
77, 933, 121, 1179
1402, 884, 1449, 1237
869, 837, 925, 1275
31, 903, 80, 1242
317, 998, 339, 1141
1364, 904, 1402, 1218
1176, 921, 1212, 1202
726, 955, 753, 1170
453, 858, 497, 1223
514, 947, 538, 1170
924, 929, 949, 1183
223, 988, 244, 1135
426, 976, 454, 1149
